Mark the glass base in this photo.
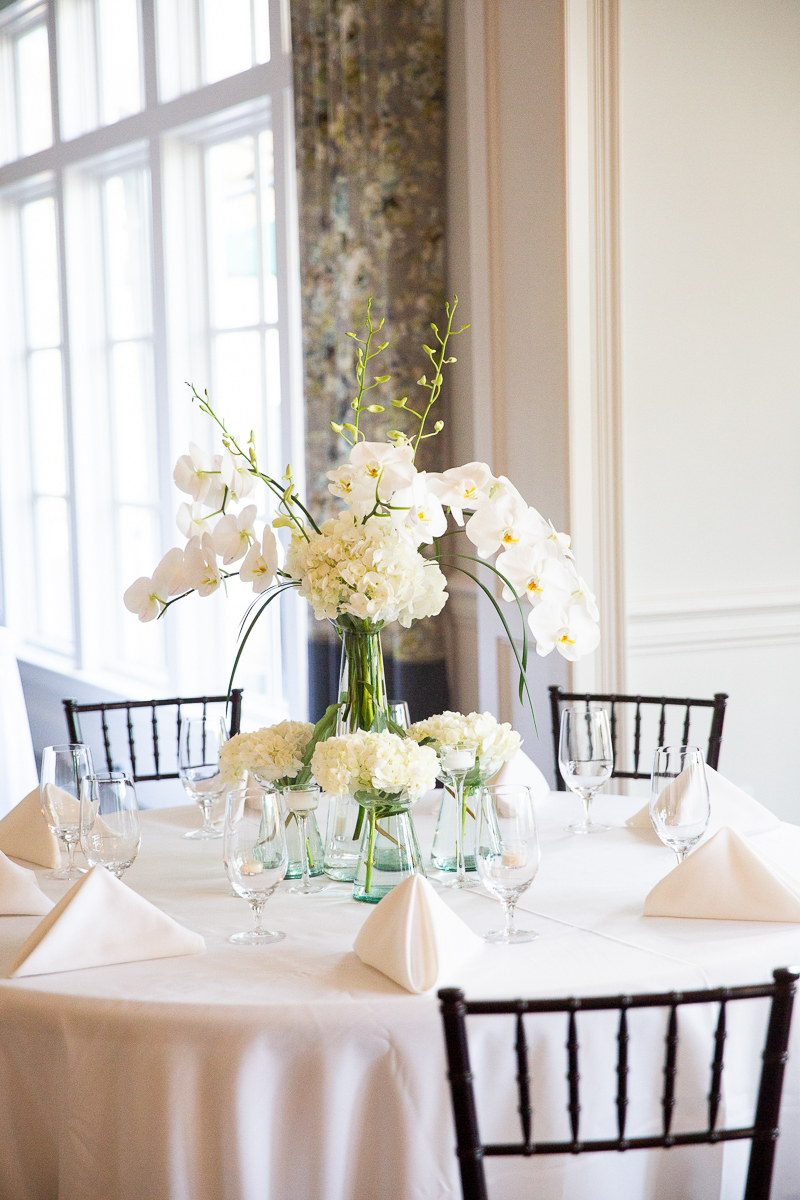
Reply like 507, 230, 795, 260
229, 929, 286, 945
484, 927, 538, 944
432, 855, 477, 873
184, 826, 223, 840
285, 863, 325, 880
352, 884, 393, 903
46, 864, 87, 881
440, 875, 480, 890
324, 864, 358, 882
566, 820, 609, 835
287, 880, 323, 894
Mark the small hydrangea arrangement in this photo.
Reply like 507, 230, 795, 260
219, 720, 315, 788
311, 730, 439, 806
408, 710, 521, 780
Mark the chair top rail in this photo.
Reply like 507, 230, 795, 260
551, 689, 727, 708
482, 1127, 756, 1157
457, 982, 781, 1016
65, 691, 242, 714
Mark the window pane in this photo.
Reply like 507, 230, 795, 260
111, 341, 158, 504
258, 128, 277, 324
207, 137, 259, 329
104, 170, 151, 341
117, 504, 165, 668
97, 0, 142, 126
202, 0, 251, 84
21, 196, 60, 349
16, 23, 52, 157
34, 495, 73, 643
29, 348, 67, 495
212, 330, 262, 447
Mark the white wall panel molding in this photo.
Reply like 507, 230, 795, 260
565, 0, 626, 694
628, 585, 800, 656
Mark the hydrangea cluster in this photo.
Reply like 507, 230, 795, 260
285, 512, 448, 627
408, 710, 521, 769
311, 730, 439, 800
219, 720, 315, 784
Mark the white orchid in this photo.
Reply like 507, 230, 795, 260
177, 501, 211, 540
495, 543, 574, 607
427, 461, 493, 524
212, 504, 257, 565
123, 548, 185, 623
221, 447, 256, 502
348, 441, 417, 501
182, 533, 222, 597
173, 442, 223, 505
464, 490, 547, 559
570, 575, 600, 622
527, 600, 601, 661
396, 473, 448, 546
240, 526, 279, 593
542, 520, 574, 560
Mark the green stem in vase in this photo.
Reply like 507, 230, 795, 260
353, 803, 365, 841
364, 810, 377, 895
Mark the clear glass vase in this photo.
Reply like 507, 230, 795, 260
352, 792, 424, 903
283, 803, 324, 880
323, 794, 363, 882
431, 756, 505, 873
334, 617, 391, 735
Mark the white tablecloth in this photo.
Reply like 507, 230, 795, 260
1, 791, 799, 1200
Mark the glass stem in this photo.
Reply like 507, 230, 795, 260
675, 847, 688, 865
201, 800, 213, 832
455, 777, 466, 882
300, 815, 310, 890
502, 897, 516, 937
582, 793, 592, 827
66, 839, 77, 872
251, 898, 265, 932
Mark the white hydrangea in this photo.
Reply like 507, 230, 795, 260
408, 710, 521, 770
285, 512, 448, 627
311, 730, 439, 800
219, 720, 315, 784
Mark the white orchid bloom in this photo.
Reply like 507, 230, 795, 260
221, 447, 256, 502
464, 491, 547, 559
495, 544, 574, 606
177, 501, 211, 539
325, 464, 371, 516
173, 442, 219, 504
182, 533, 222, 597
400, 473, 448, 546
427, 462, 493, 524
240, 526, 279, 593
570, 575, 600, 622
349, 441, 417, 501
123, 548, 185, 623
212, 504, 257, 565
527, 600, 600, 661
542, 520, 574, 560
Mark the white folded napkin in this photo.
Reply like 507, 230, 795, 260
353, 874, 483, 993
0, 850, 53, 916
488, 749, 551, 804
0, 788, 62, 869
627, 765, 779, 839
8, 866, 205, 977
644, 826, 800, 922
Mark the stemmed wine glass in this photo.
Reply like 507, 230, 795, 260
281, 784, 323, 894
224, 784, 288, 944
650, 745, 711, 864
80, 771, 141, 878
558, 708, 613, 834
40, 744, 94, 880
476, 784, 540, 943
438, 743, 478, 889
178, 716, 227, 839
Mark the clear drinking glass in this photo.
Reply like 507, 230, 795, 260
438, 743, 478, 889
389, 701, 411, 730
650, 744, 711, 864
80, 771, 141, 877
178, 717, 227, 839
281, 784, 323, 894
40, 744, 94, 880
558, 708, 613, 834
224, 784, 288, 944
476, 785, 540, 943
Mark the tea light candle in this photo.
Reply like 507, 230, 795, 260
501, 844, 527, 869
282, 788, 319, 813
240, 860, 263, 875
441, 747, 475, 772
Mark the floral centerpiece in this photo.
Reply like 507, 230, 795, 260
219, 720, 315, 789
311, 730, 438, 901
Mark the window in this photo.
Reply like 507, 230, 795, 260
0, 0, 305, 722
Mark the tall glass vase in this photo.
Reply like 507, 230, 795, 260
431, 756, 506, 873
352, 791, 424, 903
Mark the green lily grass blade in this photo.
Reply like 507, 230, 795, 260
227, 582, 299, 701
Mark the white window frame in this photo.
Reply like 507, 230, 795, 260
0, 0, 307, 720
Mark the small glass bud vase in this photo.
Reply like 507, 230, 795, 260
431, 752, 506, 874
352, 791, 424, 904
323, 794, 363, 882
279, 784, 324, 888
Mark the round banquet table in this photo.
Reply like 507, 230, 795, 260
1, 790, 800, 1200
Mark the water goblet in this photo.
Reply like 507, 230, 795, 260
438, 742, 478, 889
650, 745, 710, 864
224, 784, 288, 944
80, 771, 141, 878
476, 784, 540, 943
281, 784, 323, 894
179, 716, 226, 839
558, 707, 613, 834
40, 744, 94, 880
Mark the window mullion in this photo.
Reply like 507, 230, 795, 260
139, 0, 158, 110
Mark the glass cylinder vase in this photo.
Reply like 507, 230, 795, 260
323, 794, 363, 882
352, 792, 424, 904
334, 617, 391, 735
431, 756, 505, 873
283, 801, 324, 880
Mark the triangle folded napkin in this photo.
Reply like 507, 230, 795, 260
644, 826, 800, 922
627, 766, 779, 839
488, 749, 550, 803
0, 850, 53, 915
0, 787, 62, 870
8, 866, 205, 977
354, 874, 483, 994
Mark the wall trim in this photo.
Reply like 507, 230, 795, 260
628, 585, 800, 655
